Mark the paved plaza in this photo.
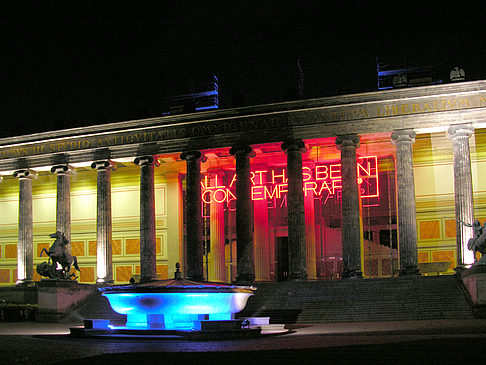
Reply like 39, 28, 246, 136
1, 319, 486, 364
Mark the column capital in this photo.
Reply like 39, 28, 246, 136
134, 156, 154, 166
180, 150, 203, 161
281, 139, 306, 153
13, 169, 35, 179
50, 164, 71, 174
91, 160, 111, 170
336, 134, 360, 149
229, 144, 253, 157
448, 124, 474, 139
391, 129, 416, 144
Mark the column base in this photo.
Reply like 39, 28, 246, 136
188, 275, 205, 282
15, 279, 35, 287
96, 278, 114, 286
288, 272, 308, 281
342, 269, 363, 279
454, 265, 472, 274
398, 266, 421, 276
235, 274, 255, 286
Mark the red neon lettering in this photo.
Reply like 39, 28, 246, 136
315, 165, 328, 180
250, 171, 255, 185
357, 162, 371, 177
277, 184, 288, 198
228, 173, 237, 188
251, 186, 265, 200
264, 185, 278, 199
213, 174, 225, 188
201, 175, 210, 189
358, 156, 379, 198
317, 181, 333, 196
202, 190, 212, 204
200, 154, 380, 204
226, 189, 236, 203
332, 179, 342, 194
272, 169, 287, 184
304, 181, 318, 196
329, 164, 341, 179
302, 166, 312, 181
254, 170, 267, 185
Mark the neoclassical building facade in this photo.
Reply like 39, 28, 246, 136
1, 81, 485, 286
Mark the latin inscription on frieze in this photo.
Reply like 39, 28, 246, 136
1, 93, 485, 160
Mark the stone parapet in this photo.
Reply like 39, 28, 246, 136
36, 281, 96, 322
461, 265, 486, 318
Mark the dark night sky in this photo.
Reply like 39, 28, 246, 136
2, 1, 486, 138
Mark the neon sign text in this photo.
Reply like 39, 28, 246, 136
201, 156, 378, 205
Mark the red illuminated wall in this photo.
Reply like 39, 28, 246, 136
201, 156, 379, 206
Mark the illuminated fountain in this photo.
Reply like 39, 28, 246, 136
72, 264, 262, 339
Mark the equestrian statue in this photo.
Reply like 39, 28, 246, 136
36, 231, 81, 280
459, 219, 486, 265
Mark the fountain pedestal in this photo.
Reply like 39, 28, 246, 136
102, 287, 253, 330
71, 268, 264, 339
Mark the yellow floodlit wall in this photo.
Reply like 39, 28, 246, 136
0, 164, 171, 286
414, 128, 486, 273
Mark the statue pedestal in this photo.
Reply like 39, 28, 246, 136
36, 280, 95, 322
461, 265, 486, 318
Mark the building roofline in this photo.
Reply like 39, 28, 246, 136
2, 80, 486, 147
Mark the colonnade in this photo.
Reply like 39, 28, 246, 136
12, 124, 476, 286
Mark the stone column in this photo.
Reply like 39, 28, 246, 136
14, 169, 34, 286
253, 181, 271, 281
51, 165, 71, 255
229, 145, 255, 284
282, 140, 307, 280
336, 134, 362, 278
448, 124, 475, 267
166, 173, 183, 277
180, 151, 204, 281
135, 156, 157, 282
391, 129, 419, 275
209, 172, 226, 282
91, 160, 113, 284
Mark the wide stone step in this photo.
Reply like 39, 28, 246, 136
70, 275, 474, 325
238, 275, 474, 323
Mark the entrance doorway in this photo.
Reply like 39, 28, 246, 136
276, 236, 289, 282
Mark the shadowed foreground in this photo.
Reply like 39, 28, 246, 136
50, 338, 485, 365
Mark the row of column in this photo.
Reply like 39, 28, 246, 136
182, 124, 476, 283
15, 156, 158, 286
13, 123, 476, 285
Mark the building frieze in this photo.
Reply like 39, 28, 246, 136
1, 82, 486, 171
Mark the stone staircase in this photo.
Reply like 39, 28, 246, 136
69, 275, 474, 325
237, 275, 475, 323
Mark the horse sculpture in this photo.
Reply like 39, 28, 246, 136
37, 231, 81, 280
460, 219, 486, 265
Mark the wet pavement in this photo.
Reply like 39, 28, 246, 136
2, 319, 486, 364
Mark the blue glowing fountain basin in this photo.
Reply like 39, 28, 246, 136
99, 278, 255, 330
